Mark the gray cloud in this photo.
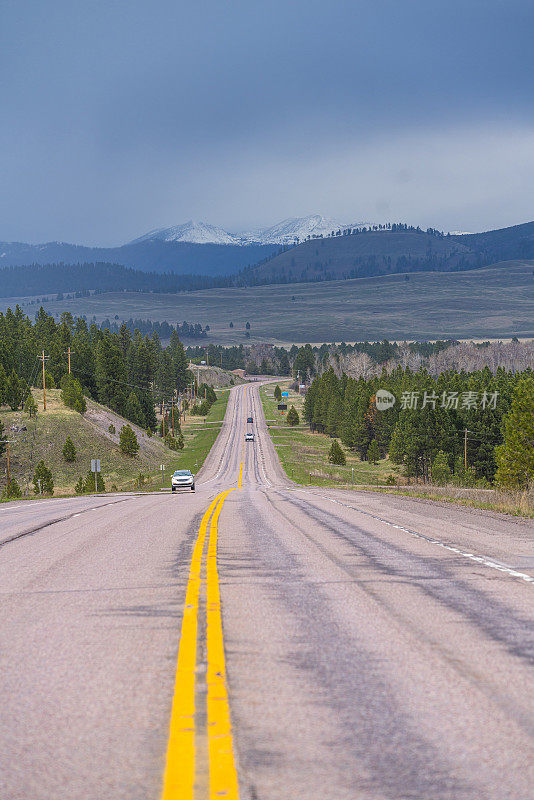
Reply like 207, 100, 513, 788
1, 0, 533, 244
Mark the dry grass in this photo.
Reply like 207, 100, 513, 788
372, 483, 534, 518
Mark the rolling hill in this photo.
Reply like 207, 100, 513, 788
0, 239, 277, 276
12, 259, 533, 345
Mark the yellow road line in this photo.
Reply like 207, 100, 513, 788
161, 492, 226, 800
238, 461, 243, 489
206, 489, 239, 799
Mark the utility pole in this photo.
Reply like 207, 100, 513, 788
41, 351, 49, 411
67, 346, 71, 374
162, 399, 166, 439
464, 428, 468, 472
171, 395, 175, 436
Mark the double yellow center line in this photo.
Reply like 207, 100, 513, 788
161, 489, 239, 799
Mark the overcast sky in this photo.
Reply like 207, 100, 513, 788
2, 0, 534, 245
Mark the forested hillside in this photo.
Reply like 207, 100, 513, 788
240, 221, 534, 285
0, 262, 234, 298
0, 306, 192, 435
0, 239, 276, 275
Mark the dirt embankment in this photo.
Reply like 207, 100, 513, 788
188, 364, 247, 388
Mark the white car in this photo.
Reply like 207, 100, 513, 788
245, 432, 254, 442
171, 469, 195, 492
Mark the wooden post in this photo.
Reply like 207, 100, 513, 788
464, 428, 468, 472
171, 396, 175, 436
6, 441, 10, 490
67, 346, 71, 374
162, 399, 165, 439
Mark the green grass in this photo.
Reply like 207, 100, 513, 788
260, 383, 400, 487
5, 260, 533, 345
171, 390, 230, 476
261, 384, 534, 517
0, 388, 229, 498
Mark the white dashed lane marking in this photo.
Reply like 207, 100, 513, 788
289, 489, 534, 585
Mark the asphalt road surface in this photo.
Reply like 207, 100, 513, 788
1, 383, 533, 800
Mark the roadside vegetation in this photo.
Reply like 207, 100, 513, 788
0, 387, 229, 500
261, 384, 402, 487
262, 371, 534, 518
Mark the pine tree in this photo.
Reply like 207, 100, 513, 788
431, 451, 451, 485
125, 391, 145, 428
274, 385, 282, 401
278, 353, 290, 376
24, 390, 38, 417
0, 364, 7, 405
62, 436, 77, 462
286, 405, 300, 426
33, 461, 54, 494
328, 440, 346, 465
119, 424, 139, 457
74, 476, 85, 494
495, 377, 534, 488
83, 470, 105, 493
170, 330, 190, 391
165, 433, 183, 451
2, 478, 22, 499
5, 370, 23, 410
367, 438, 380, 465
60, 375, 86, 413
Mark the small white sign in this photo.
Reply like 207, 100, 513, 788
91, 459, 101, 472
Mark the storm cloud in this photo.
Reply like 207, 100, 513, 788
1, 0, 533, 244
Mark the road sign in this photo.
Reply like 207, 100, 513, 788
277, 403, 287, 410
281, 392, 289, 397
91, 459, 101, 473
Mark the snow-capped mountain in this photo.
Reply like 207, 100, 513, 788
243, 215, 360, 245
130, 220, 237, 246
132, 215, 374, 246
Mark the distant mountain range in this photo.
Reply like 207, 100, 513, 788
130, 215, 374, 246
1, 218, 534, 292
0, 214, 373, 277
0, 239, 276, 277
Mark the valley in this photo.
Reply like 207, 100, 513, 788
11, 259, 533, 345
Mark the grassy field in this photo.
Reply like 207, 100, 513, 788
6, 260, 533, 345
0, 388, 229, 498
261, 384, 534, 517
261, 383, 401, 487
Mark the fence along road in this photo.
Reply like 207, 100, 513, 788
0, 382, 533, 799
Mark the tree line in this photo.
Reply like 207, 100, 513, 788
99, 317, 208, 339
0, 262, 233, 298
0, 305, 192, 437
302, 365, 534, 487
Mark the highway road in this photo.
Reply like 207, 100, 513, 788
1, 383, 533, 800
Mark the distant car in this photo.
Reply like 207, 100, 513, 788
245, 432, 254, 442
171, 469, 195, 492
247, 416, 253, 423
